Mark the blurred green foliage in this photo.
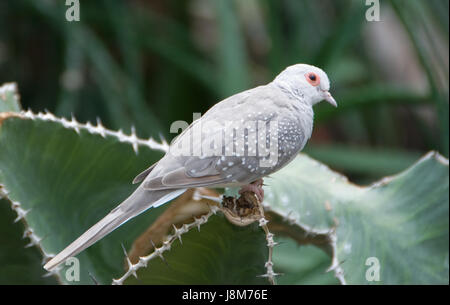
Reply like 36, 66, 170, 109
0, 0, 448, 183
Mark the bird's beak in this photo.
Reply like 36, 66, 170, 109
323, 91, 337, 107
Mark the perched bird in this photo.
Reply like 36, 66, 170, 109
44, 63, 337, 271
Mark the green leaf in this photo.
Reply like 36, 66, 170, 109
0, 111, 269, 285
123, 214, 268, 285
0, 113, 166, 284
0, 86, 54, 285
264, 153, 449, 284
273, 238, 339, 285
1, 81, 447, 285
0, 198, 59, 285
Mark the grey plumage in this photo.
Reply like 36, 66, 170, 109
143, 83, 314, 190
44, 64, 336, 271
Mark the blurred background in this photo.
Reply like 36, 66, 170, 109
0, 0, 448, 184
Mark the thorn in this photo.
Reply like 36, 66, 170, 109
172, 224, 183, 244
149, 239, 170, 267
160, 255, 170, 268
42, 268, 59, 278
121, 243, 137, 278
42, 254, 55, 266
326, 259, 346, 273
150, 240, 169, 267
258, 217, 269, 227
138, 257, 148, 268
162, 239, 172, 252
36, 232, 49, 244
256, 271, 281, 278
121, 243, 128, 256
95, 117, 106, 137
264, 261, 274, 268
42, 272, 54, 278
88, 271, 99, 285
25, 236, 42, 248
206, 203, 219, 215
272, 240, 284, 247
14, 207, 31, 223
181, 223, 190, 236
70, 114, 80, 133
130, 126, 139, 154
117, 129, 125, 141
158, 132, 166, 144
22, 229, 41, 248
24, 108, 34, 119
22, 228, 32, 239
267, 240, 279, 247
197, 217, 204, 231
326, 262, 339, 273
191, 215, 202, 232
85, 121, 93, 131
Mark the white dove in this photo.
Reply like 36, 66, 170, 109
44, 63, 337, 271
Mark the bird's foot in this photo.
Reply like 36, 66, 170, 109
239, 178, 264, 202
222, 184, 264, 227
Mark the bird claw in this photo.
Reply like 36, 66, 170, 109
239, 179, 264, 202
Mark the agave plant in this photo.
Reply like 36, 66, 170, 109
0, 83, 448, 285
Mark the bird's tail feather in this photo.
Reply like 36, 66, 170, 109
43, 186, 186, 271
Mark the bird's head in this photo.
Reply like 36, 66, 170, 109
273, 64, 337, 107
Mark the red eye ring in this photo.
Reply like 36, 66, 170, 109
305, 72, 320, 86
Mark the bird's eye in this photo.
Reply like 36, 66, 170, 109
305, 72, 320, 86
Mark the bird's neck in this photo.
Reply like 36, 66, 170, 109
272, 79, 305, 100
270, 82, 315, 142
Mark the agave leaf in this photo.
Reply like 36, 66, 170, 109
264, 153, 449, 284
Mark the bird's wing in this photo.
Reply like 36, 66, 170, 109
144, 168, 227, 190
132, 162, 157, 184
142, 85, 291, 191
142, 154, 230, 190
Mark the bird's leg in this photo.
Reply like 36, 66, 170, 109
238, 178, 264, 202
